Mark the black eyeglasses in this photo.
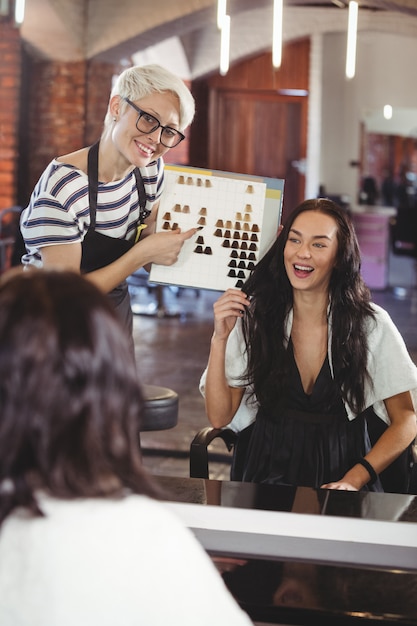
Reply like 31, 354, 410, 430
123, 97, 185, 148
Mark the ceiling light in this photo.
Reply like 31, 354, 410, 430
219, 14, 230, 76
217, 0, 226, 29
14, 0, 25, 24
345, 1, 358, 79
272, 0, 283, 69
384, 105, 393, 120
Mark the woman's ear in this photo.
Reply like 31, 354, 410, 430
109, 95, 122, 121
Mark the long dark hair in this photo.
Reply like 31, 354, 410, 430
242, 198, 375, 413
0, 269, 160, 526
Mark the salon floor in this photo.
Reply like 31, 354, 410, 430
132, 252, 417, 482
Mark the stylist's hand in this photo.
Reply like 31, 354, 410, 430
213, 288, 250, 341
138, 228, 197, 266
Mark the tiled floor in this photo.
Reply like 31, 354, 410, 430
133, 252, 417, 481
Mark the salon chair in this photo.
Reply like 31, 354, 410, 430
390, 206, 417, 299
189, 424, 252, 481
391, 206, 417, 257
189, 420, 417, 495
141, 384, 179, 432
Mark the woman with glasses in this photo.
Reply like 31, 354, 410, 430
20, 64, 197, 346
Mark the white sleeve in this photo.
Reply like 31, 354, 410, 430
199, 320, 257, 432
356, 304, 417, 425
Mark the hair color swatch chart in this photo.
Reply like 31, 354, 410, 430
149, 165, 284, 292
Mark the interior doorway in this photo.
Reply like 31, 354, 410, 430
208, 90, 307, 222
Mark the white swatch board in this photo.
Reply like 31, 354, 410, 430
149, 165, 284, 292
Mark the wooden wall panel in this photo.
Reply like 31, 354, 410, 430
192, 39, 310, 220
208, 39, 309, 92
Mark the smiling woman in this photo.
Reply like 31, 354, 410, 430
122, 97, 186, 147
19, 64, 197, 349
284, 211, 339, 293
200, 198, 417, 493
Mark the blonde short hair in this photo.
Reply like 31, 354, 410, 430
104, 64, 195, 132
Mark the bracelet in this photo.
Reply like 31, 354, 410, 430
357, 458, 378, 485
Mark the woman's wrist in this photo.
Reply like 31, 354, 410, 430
356, 457, 378, 485
211, 332, 229, 346
341, 460, 377, 490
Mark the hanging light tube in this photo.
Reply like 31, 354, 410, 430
384, 104, 393, 120
272, 0, 283, 69
14, 0, 25, 24
345, 1, 358, 79
219, 14, 230, 76
217, 0, 227, 29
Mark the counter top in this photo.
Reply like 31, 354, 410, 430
156, 475, 417, 572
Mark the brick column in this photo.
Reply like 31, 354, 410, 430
85, 61, 118, 146
24, 59, 119, 198
26, 60, 87, 194
0, 18, 22, 210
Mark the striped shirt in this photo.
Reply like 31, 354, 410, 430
21, 158, 164, 267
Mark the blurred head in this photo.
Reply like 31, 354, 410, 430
104, 64, 195, 132
0, 269, 156, 521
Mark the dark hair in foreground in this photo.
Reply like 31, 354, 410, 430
242, 198, 375, 414
0, 269, 160, 526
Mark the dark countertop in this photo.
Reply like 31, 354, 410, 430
156, 474, 417, 522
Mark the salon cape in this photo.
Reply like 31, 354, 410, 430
199, 303, 417, 432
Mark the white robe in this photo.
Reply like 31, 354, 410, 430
200, 303, 417, 431
0, 493, 253, 626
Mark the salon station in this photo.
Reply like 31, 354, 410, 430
1, 1, 417, 624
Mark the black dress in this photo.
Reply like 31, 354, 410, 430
241, 341, 383, 491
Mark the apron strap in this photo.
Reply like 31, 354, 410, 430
87, 140, 150, 232
134, 168, 150, 221
87, 141, 100, 230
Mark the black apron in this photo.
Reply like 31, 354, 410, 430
81, 141, 150, 340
